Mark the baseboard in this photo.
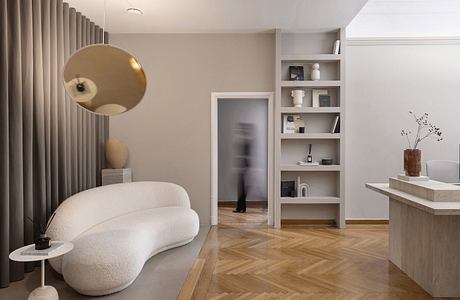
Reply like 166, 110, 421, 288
281, 219, 336, 226
346, 219, 389, 225
218, 201, 268, 208
280, 219, 389, 226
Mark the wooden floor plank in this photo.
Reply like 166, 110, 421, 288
180, 207, 447, 300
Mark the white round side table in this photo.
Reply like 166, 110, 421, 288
9, 241, 73, 300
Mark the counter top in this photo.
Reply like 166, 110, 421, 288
366, 183, 460, 215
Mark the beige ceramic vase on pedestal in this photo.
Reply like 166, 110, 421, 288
105, 138, 129, 169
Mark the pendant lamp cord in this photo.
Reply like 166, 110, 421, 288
102, 0, 106, 44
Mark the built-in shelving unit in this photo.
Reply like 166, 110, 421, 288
275, 28, 346, 228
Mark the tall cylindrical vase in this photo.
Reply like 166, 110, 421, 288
404, 149, 421, 177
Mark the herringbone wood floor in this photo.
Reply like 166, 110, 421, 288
178, 207, 449, 300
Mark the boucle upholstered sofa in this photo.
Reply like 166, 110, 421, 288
46, 181, 200, 296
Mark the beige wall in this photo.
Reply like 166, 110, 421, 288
109, 34, 275, 224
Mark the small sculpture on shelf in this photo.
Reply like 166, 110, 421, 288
296, 144, 319, 166
297, 176, 310, 198
311, 63, 320, 81
307, 144, 313, 163
290, 89, 305, 107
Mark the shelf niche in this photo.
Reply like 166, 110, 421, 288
281, 171, 340, 198
281, 139, 340, 166
281, 61, 340, 81
280, 113, 340, 134
281, 86, 340, 108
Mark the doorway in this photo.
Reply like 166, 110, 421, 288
211, 92, 273, 226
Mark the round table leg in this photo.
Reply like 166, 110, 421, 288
27, 259, 58, 300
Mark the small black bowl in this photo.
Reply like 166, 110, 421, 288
321, 158, 333, 165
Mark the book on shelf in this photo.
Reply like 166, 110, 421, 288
21, 242, 64, 256
331, 116, 340, 134
333, 40, 341, 55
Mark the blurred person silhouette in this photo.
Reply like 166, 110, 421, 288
233, 123, 254, 213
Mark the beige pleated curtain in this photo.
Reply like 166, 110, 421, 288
0, 0, 109, 287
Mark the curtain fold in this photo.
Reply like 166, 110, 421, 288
0, 0, 109, 287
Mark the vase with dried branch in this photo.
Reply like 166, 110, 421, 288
400, 111, 443, 176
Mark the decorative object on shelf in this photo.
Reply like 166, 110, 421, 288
105, 138, 129, 169
401, 111, 443, 177
297, 176, 311, 197
281, 180, 296, 197
331, 116, 340, 133
298, 127, 305, 133
289, 66, 304, 81
319, 95, 331, 107
283, 115, 301, 133
333, 40, 341, 55
291, 89, 305, 107
312, 89, 328, 107
307, 144, 313, 163
321, 158, 333, 165
294, 117, 305, 133
311, 63, 320, 81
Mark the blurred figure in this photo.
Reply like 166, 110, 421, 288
233, 123, 254, 213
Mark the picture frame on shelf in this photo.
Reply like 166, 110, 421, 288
289, 66, 304, 81
319, 95, 331, 107
283, 114, 301, 133
312, 89, 328, 107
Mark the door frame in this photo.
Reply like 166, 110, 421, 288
211, 92, 274, 226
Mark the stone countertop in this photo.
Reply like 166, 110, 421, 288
366, 182, 460, 215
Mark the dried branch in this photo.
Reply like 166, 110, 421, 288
401, 111, 442, 149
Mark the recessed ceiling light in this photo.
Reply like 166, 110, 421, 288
126, 7, 143, 15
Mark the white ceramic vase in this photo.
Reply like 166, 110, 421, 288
290, 89, 305, 107
311, 63, 320, 81
105, 138, 129, 169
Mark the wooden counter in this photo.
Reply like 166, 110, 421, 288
366, 179, 460, 298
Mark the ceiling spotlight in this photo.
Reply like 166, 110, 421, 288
126, 7, 143, 15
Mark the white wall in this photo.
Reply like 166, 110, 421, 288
218, 98, 268, 202
346, 40, 460, 219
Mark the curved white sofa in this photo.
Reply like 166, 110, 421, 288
46, 181, 200, 296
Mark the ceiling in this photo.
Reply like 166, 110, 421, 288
347, 0, 460, 38
65, 0, 368, 33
